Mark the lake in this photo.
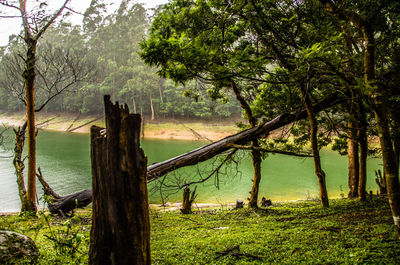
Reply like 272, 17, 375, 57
0, 129, 381, 212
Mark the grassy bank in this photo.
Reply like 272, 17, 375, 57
1, 197, 399, 264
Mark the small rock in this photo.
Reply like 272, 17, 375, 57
0, 230, 39, 264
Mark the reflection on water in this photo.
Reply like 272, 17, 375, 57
0, 129, 381, 212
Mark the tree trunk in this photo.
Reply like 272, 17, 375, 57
89, 95, 151, 265
12, 124, 30, 212
150, 94, 155, 121
231, 82, 262, 208
347, 119, 359, 198
363, 27, 400, 236
301, 85, 329, 208
358, 104, 368, 201
24, 38, 37, 213
248, 144, 262, 208
159, 79, 164, 104
132, 95, 137, 113
391, 109, 400, 166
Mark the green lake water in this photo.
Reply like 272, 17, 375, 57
0, 130, 381, 212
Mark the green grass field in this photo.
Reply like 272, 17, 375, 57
1, 197, 399, 264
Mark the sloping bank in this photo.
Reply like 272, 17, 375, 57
0, 112, 237, 141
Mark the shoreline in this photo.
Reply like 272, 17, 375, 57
0, 197, 339, 215
0, 112, 238, 141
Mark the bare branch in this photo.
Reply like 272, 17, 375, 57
36, 0, 71, 40
227, 144, 313, 157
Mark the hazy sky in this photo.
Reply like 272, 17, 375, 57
0, 0, 169, 46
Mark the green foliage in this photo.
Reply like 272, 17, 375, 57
1, 198, 398, 264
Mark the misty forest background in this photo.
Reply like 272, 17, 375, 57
0, 0, 242, 120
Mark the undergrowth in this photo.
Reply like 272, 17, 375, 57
1, 197, 399, 264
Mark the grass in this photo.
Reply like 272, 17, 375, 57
1, 197, 400, 264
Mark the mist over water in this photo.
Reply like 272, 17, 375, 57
0, 130, 381, 212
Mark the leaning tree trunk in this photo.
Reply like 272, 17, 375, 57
301, 85, 329, 208
147, 93, 343, 182
24, 38, 37, 213
89, 95, 151, 265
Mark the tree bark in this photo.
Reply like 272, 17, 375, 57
89, 95, 151, 265
24, 38, 37, 213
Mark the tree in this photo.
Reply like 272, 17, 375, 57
140, 0, 342, 208
0, 0, 74, 213
319, 0, 400, 237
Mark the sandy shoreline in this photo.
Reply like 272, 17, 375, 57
0, 112, 237, 141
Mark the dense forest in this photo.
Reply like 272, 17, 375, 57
0, 0, 242, 119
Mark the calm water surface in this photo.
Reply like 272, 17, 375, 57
0, 130, 381, 212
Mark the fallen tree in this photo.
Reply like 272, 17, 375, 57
147, 93, 344, 181
36, 168, 92, 216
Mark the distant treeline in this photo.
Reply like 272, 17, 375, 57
0, 0, 241, 120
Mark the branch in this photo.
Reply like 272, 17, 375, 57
226, 144, 313, 157
0, 0, 19, 10
36, 0, 70, 40
179, 149, 238, 188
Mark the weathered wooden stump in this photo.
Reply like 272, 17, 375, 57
234, 200, 244, 209
89, 95, 150, 265
261, 197, 272, 207
181, 186, 197, 214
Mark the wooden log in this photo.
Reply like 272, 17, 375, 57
36, 167, 91, 216
47, 189, 92, 216
89, 95, 150, 265
147, 93, 344, 181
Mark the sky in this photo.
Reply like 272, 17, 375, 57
0, 0, 169, 46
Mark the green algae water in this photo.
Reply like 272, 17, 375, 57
0, 130, 381, 212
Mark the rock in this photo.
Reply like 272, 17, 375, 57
0, 230, 39, 264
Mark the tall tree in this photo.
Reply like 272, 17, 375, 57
320, 0, 400, 235
0, 0, 71, 213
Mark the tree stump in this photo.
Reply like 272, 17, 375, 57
234, 200, 244, 209
89, 95, 150, 265
261, 197, 272, 207
181, 186, 197, 214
